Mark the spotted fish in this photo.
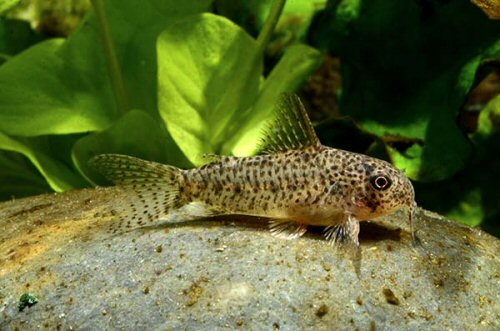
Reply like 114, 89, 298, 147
91, 94, 416, 246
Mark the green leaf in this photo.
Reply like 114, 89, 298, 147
215, 0, 327, 44
158, 13, 262, 165
0, 132, 86, 191
0, 39, 115, 136
228, 44, 322, 156
414, 94, 500, 235
0, 0, 212, 195
0, 151, 51, 201
158, 14, 322, 164
312, 0, 500, 181
60, 0, 214, 117
472, 92, 500, 159
0, 0, 20, 14
0, 0, 213, 137
469, 94, 500, 233
214, 0, 270, 36
72, 110, 191, 185
0, 17, 43, 58
315, 116, 377, 154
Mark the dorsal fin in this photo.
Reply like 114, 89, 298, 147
200, 153, 224, 165
258, 93, 321, 154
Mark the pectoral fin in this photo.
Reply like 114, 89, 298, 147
269, 220, 308, 240
323, 215, 360, 246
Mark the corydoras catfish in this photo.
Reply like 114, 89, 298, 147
91, 94, 416, 246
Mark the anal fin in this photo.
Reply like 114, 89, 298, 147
269, 220, 308, 240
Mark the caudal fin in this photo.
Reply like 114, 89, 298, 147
89, 154, 184, 233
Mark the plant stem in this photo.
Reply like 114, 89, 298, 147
90, 0, 128, 115
256, 0, 287, 54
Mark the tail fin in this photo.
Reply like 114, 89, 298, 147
89, 154, 184, 233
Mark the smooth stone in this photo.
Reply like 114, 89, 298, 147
0, 187, 499, 330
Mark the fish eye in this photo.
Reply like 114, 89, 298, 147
370, 175, 392, 191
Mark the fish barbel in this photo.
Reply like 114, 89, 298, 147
91, 94, 416, 246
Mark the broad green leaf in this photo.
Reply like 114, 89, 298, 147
0, 132, 86, 191
228, 44, 322, 156
0, 0, 212, 195
0, 0, 19, 14
312, 0, 500, 181
158, 14, 322, 164
158, 13, 262, 165
0, 0, 213, 137
60, 0, 214, 117
0, 39, 115, 136
72, 110, 191, 185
